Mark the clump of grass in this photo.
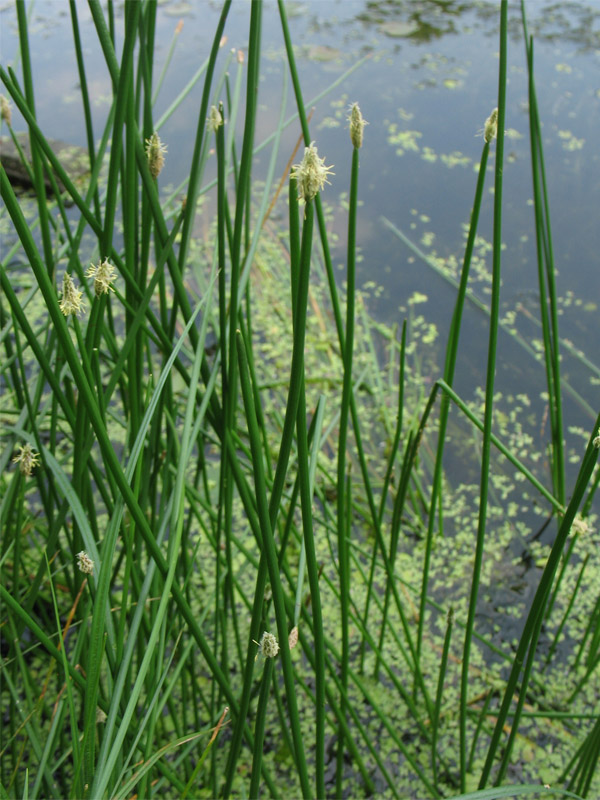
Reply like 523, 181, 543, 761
1, 1, 598, 799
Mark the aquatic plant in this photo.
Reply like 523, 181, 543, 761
1, 1, 598, 799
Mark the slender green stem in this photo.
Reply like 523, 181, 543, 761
15, 0, 53, 274
432, 606, 454, 791
177, 0, 232, 270
523, 27, 565, 507
460, 2, 508, 788
296, 387, 326, 798
235, 329, 311, 798
418, 137, 491, 673
249, 657, 274, 800
335, 143, 360, 794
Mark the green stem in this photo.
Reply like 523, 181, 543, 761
460, 2, 508, 788
249, 658, 274, 800
235, 330, 311, 798
417, 137, 491, 683
335, 145, 360, 793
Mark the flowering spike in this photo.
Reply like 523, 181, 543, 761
291, 142, 334, 202
145, 132, 167, 179
86, 259, 117, 297
255, 631, 279, 659
348, 103, 367, 149
207, 105, 223, 133
13, 443, 40, 476
483, 108, 498, 143
59, 273, 85, 316
0, 94, 11, 127
570, 515, 589, 538
76, 551, 94, 575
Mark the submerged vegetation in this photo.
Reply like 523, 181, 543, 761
1, 1, 598, 798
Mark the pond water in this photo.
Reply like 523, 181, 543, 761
2, 1, 598, 553
2, 0, 597, 560
2, 0, 598, 434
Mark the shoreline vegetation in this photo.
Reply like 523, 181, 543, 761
1, 1, 598, 798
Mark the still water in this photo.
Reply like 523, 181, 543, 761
2, 0, 598, 458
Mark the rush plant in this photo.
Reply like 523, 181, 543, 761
1, 1, 598, 799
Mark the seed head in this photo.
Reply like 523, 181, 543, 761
288, 626, 299, 650
593, 428, 600, 448
59, 273, 85, 317
13, 443, 40, 476
207, 105, 223, 133
291, 142, 334, 202
86, 258, 117, 297
76, 551, 94, 575
145, 132, 167, 179
257, 631, 279, 659
483, 108, 498, 143
348, 103, 367, 149
570, 515, 589, 538
0, 94, 11, 127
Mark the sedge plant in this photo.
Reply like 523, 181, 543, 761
1, 1, 598, 798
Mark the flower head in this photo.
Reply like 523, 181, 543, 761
291, 142, 334, 202
207, 105, 223, 133
145, 132, 167, 179
59, 273, 85, 316
570, 515, 589, 538
483, 108, 498, 143
76, 551, 94, 575
348, 103, 367, 149
86, 258, 117, 297
0, 94, 11, 127
256, 631, 279, 659
13, 443, 40, 476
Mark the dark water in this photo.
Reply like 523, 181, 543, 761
2, 0, 597, 379
2, 0, 598, 467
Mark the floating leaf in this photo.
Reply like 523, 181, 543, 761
379, 20, 418, 38
306, 44, 341, 62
